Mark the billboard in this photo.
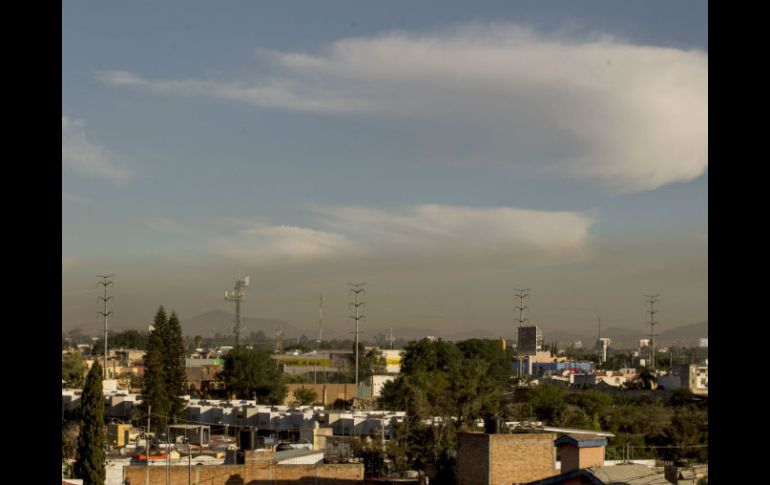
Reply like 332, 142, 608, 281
517, 326, 542, 356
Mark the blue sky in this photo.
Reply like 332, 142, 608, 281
62, 1, 707, 338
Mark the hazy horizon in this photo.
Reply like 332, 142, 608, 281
63, 1, 707, 339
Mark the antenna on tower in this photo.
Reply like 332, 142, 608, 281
644, 294, 660, 372
224, 276, 249, 347
348, 282, 366, 389
97, 274, 114, 380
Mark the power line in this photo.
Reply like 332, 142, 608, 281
97, 274, 114, 380
348, 282, 366, 389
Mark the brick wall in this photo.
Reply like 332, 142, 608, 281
489, 433, 557, 484
124, 462, 364, 485
457, 432, 557, 485
285, 384, 358, 405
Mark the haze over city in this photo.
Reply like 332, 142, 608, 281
62, 1, 707, 340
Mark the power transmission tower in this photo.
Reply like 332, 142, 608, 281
317, 294, 324, 350
224, 276, 249, 347
348, 282, 366, 389
514, 288, 530, 380
97, 274, 114, 380
644, 294, 660, 372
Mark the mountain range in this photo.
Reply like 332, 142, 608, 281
179, 310, 706, 348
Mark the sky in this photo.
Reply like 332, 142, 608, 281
62, 0, 708, 339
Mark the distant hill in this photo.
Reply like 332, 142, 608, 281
544, 322, 707, 348
181, 309, 298, 338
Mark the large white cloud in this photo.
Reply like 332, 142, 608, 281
216, 203, 594, 265
98, 24, 707, 193
215, 224, 361, 264
62, 116, 132, 182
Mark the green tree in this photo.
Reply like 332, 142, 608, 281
292, 386, 318, 406
62, 352, 88, 388
74, 362, 105, 485
639, 367, 657, 389
139, 308, 171, 432
528, 382, 566, 424
220, 347, 287, 403
160, 311, 188, 420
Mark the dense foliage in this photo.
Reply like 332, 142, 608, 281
62, 352, 87, 388
138, 307, 187, 431
220, 347, 287, 403
378, 338, 512, 476
74, 362, 105, 485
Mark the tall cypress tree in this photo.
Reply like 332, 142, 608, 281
140, 307, 171, 432
75, 361, 105, 485
163, 311, 188, 420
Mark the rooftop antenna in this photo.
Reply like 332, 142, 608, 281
97, 274, 114, 380
348, 282, 366, 388
644, 294, 660, 372
224, 275, 249, 347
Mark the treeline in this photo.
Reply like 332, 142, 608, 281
371, 338, 706, 481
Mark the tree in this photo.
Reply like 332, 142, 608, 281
160, 311, 188, 419
74, 361, 105, 485
639, 367, 657, 390
140, 330, 170, 432
220, 347, 287, 403
139, 308, 171, 432
528, 382, 566, 424
62, 352, 87, 388
359, 347, 387, 382
293, 386, 318, 406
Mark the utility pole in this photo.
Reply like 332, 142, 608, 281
349, 282, 366, 389
97, 274, 114, 380
644, 294, 660, 372
224, 276, 249, 347
514, 288, 530, 381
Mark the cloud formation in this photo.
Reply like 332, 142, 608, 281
98, 24, 707, 193
62, 116, 132, 183
216, 203, 594, 265
215, 224, 361, 264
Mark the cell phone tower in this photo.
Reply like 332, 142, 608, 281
97, 274, 114, 380
348, 282, 366, 388
224, 276, 249, 347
